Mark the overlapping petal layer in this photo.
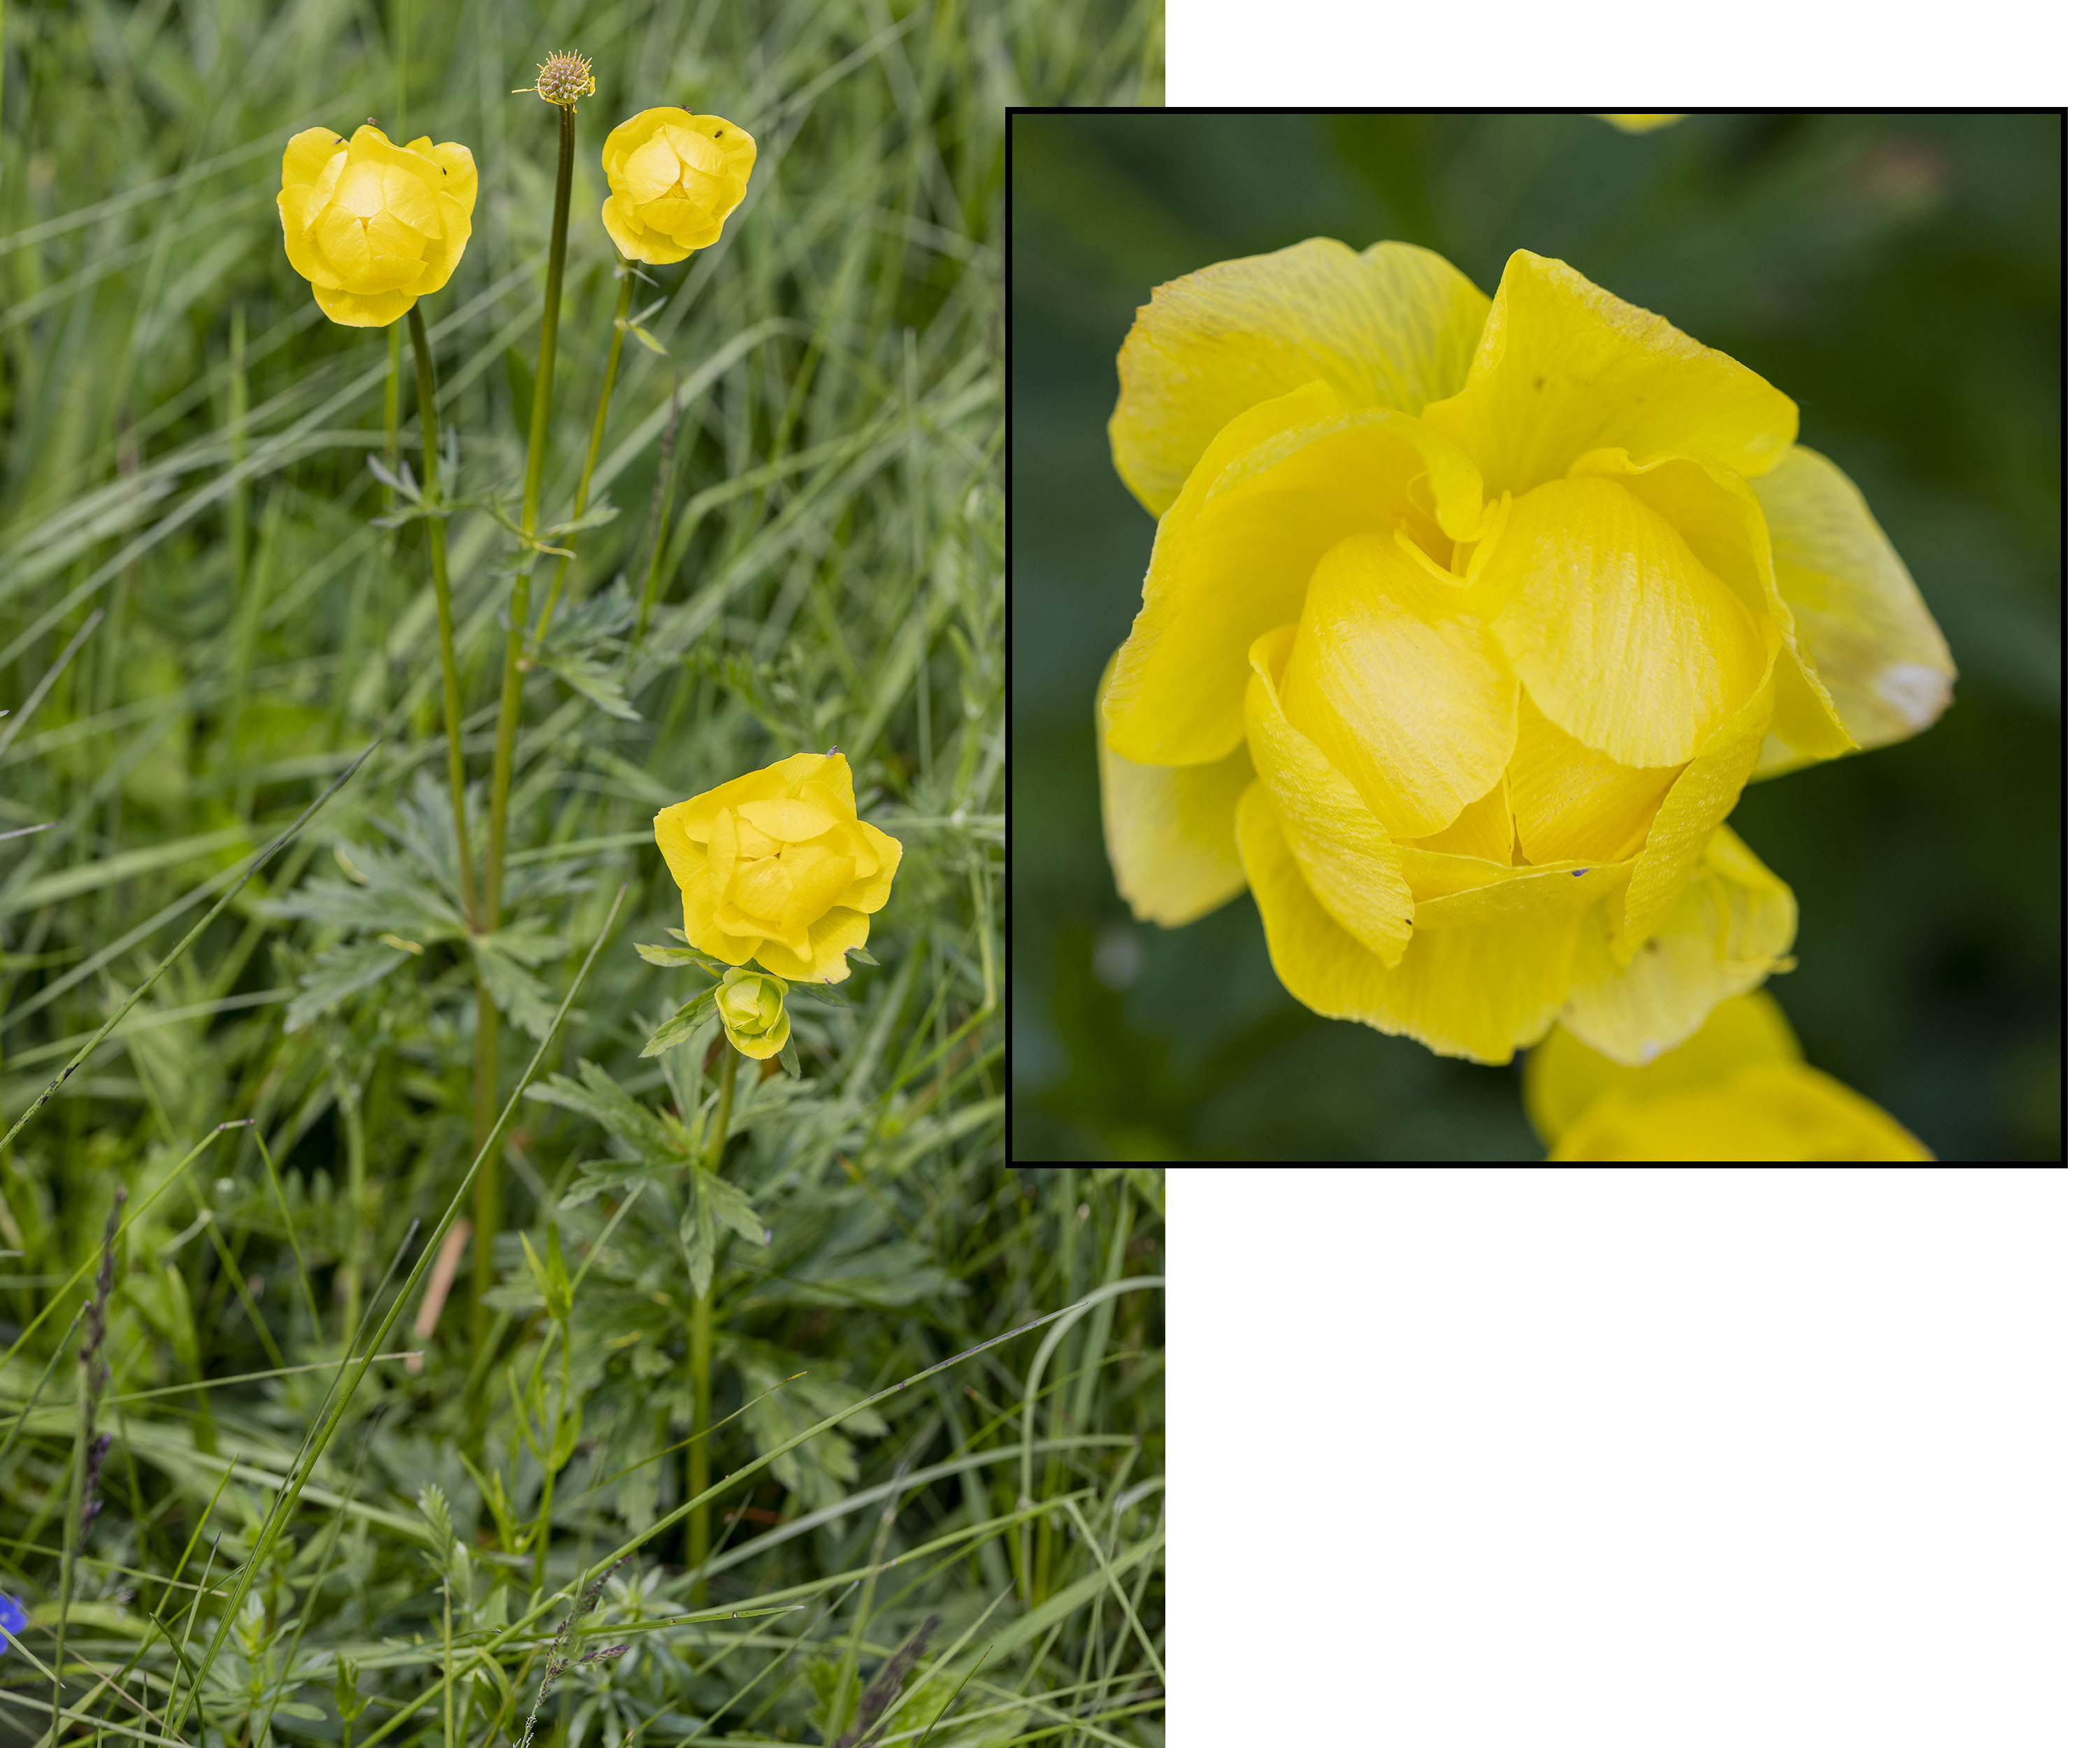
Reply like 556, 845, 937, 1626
1097, 663, 1251, 927
1102, 384, 1482, 766
1110, 238, 1491, 516
1424, 250, 1798, 496
1284, 532, 1516, 840
1559, 824, 1796, 1064
1472, 473, 1769, 768
1750, 445, 1956, 772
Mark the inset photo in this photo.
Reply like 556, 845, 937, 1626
1014, 110, 2062, 1163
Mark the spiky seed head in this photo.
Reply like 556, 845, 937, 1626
531, 51, 595, 106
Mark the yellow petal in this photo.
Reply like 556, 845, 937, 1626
602, 195, 676, 264
1237, 782, 1578, 1062
835, 822, 902, 916
1102, 384, 1478, 766
1281, 531, 1518, 840
1409, 777, 1513, 863
312, 283, 417, 327
759, 905, 868, 984
1609, 670, 1774, 958
737, 797, 836, 843
1478, 474, 1769, 767
624, 131, 685, 203
1524, 987, 1801, 1147
675, 115, 758, 185
1750, 445, 1955, 769
1110, 237, 1490, 517
1098, 663, 1251, 927
604, 106, 693, 171
278, 188, 329, 287
418, 140, 477, 215
1423, 250, 1798, 497
1572, 447, 1855, 768
1244, 626, 1414, 966
654, 800, 711, 892
1550, 1061, 1933, 1160
282, 127, 344, 199
1506, 690, 1679, 866
1558, 823, 1796, 1066
1598, 114, 1684, 133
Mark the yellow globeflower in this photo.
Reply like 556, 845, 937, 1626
1099, 241, 1955, 1066
654, 752, 902, 984
1525, 989, 1934, 1160
714, 968, 791, 1060
277, 124, 476, 327
601, 107, 756, 264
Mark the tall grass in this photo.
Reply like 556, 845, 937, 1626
1, 1, 1159, 1745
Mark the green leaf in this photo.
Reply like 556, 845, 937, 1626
803, 1655, 862, 1744
540, 648, 640, 721
845, 945, 880, 967
640, 994, 717, 1060
679, 1187, 717, 1301
505, 347, 536, 450
805, 978, 851, 1008
777, 1033, 801, 1080
285, 938, 414, 1031
540, 503, 621, 538
526, 1061, 684, 1168
624, 322, 668, 356
472, 935, 557, 1039
695, 1167, 768, 1248
335, 1655, 371, 1725
633, 942, 720, 972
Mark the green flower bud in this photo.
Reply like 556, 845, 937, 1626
714, 966, 790, 1059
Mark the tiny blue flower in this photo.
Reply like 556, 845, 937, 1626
0, 1591, 27, 1649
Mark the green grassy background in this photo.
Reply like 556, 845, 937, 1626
1014, 110, 2062, 1164
1, 3, 1158, 1745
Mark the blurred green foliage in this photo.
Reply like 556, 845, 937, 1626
1015, 111, 2061, 1163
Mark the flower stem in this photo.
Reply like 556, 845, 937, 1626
686, 1043, 735, 1583
383, 322, 401, 517
684, 1229, 712, 1582
474, 96, 577, 1336
533, 268, 632, 647
404, 302, 477, 932
704, 1036, 736, 1170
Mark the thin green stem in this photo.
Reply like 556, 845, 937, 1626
533, 268, 632, 647
44, 1355, 87, 1748
632, 381, 684, 646
405, 303, 477, 932
383, 323, 401, 518
475, 99, 577, 1326
704, 1038, 736, 1170
686, 1040, 735, 1577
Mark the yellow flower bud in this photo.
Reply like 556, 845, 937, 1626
600, 107, 755, 264
714, 968, 790, 1060
277, 124, 476, 328
653, 752, 902, 984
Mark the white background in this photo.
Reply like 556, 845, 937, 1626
1172, 1168, 2093, 1742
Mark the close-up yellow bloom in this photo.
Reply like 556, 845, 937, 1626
1525, 989, 1934, 1159
277, 124, 476, 327
654, 752, 902, 984
601, 107, 756, 264
714, 967, 791, 1060
1599, 114, 1685, 133
1098, 241, 1955, 1066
